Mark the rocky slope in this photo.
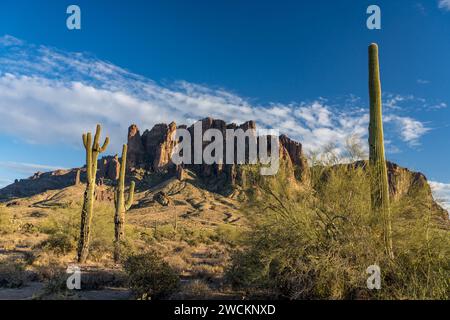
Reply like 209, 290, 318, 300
0, 118, 446, 218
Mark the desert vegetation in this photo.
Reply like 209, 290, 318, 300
0, 43, 448, 300
226, 144, 449, 299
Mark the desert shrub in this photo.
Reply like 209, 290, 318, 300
90, 205, 114, 252
41, 268, 68, 296
165, 255, 188, 273
177, 226, 215, 245
179, 279, 212, 299
20, 222, 38, 234
38, 207, 79, 240
0, 262, 27, 288
38, 204, 115, 260
216, 224, 242, 246
227, 154, 450, 299
0, 206, 14, 234
192, 264, 222, 280
154, 223, 178, 241
123, 251, 180, 300
40, 232, 76, 255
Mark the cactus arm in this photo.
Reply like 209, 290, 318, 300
82, 133, 88, 149
125, 181, 135, 210
93, 124, 101, 148
85, 132, 93, 181
99, 137, 110, 153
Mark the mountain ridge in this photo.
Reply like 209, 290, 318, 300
0, 118, 447, 219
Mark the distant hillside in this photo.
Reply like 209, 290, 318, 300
0, 118, 447, 220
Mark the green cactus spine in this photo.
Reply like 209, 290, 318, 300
114, 144, 135, 262
368, 43, 394, 259
77, 124, 109, 263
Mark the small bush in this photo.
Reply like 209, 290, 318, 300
0, 262, 27, 288
179, 280, 212, 299
124, 251, 180, 300
20, 222, 38, 234
40, 232, 76, 255
216, 224, 242, 246
0, 207, 14, 234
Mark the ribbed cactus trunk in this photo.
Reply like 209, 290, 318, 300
114, 144, 135, 262
368, 43, 394, 259
77, 124, 109, 263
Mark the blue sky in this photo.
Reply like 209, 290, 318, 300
0, 0, 449, 208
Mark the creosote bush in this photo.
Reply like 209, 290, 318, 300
123, 251, 180, 300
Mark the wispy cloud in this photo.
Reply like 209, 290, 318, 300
414, 3, 427, 15
385, 115, 431, 146
0, 35, 432, 160
438, 0, 450, 11
429, 181, 450, 212
0, 161, 64, 176
417, 79, 430, 85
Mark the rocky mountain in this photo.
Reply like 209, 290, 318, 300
0, 118, 446, 219
125, 118, 309, 188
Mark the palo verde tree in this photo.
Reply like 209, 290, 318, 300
77, 124, 109, 263
114, 144, 135, 262
368, 43, 394, 259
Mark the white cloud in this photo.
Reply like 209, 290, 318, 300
438, 0, 450, 11
385, 115, 431, 146
0, 161, 64, 176
429, 181, 450, 213
383, 93, 415, 110
0, 35, 23, 46
417, 79, 430, 84
0, 35, 431, 160
428, 102, 447, 110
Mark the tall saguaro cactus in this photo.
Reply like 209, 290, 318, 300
114, 144, 135, 262
77, 124, 110, 263
368, 43, 394, 259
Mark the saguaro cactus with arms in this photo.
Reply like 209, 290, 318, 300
77, 124, 109, 263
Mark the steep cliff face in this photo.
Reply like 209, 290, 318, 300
279, 134, 310, 184
141, 122, 177, 172
386, 162, 430, 201
98, 155, 120, 181
125, 118, 310, 188
126, 124, 145, 169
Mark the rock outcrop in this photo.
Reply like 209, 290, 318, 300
386, 162, 430, 201
125, 118, 310, 189
127, 124, 145, 169
98, 155, 120, 181
142, 121, 177, 171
